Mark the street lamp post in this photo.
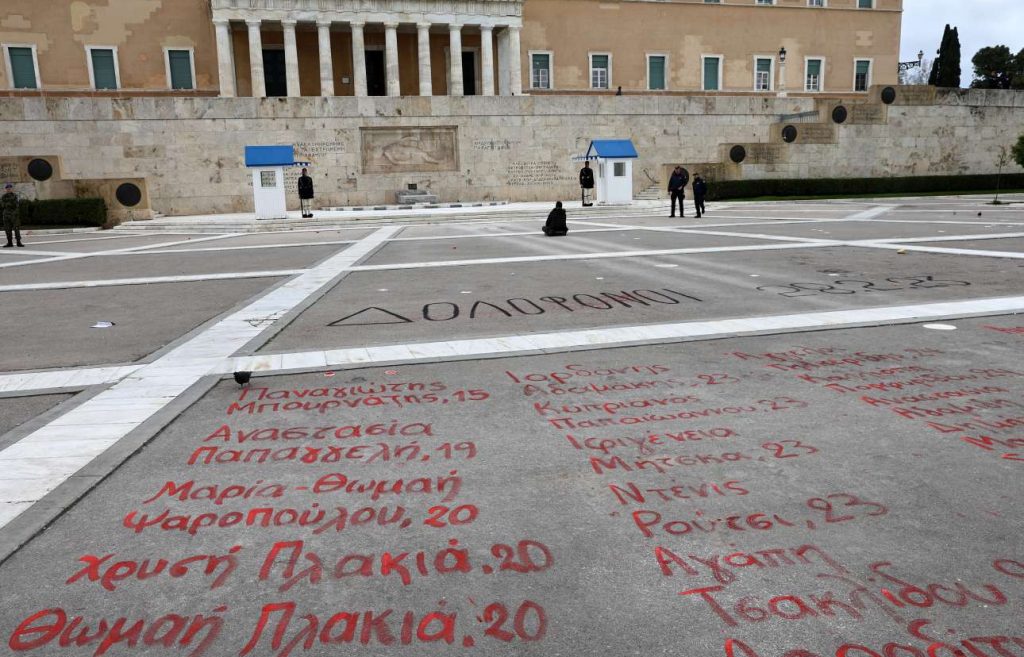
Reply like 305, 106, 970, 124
777, 46, 787, 98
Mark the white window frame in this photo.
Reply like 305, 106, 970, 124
528, 49, 553, 90
163, 47, 197, 90
807, 0, 826, 6
857, 0, 875, 8
853, 57, 873, 92
85, 45, 121, 90
804, 56, 825, 92
755, 0, 775, 5
589, 52, 612, 90
753, 55, 775, 91
646, 53, 668, 91
3, 43, 41, 90
701, 54, 723, 91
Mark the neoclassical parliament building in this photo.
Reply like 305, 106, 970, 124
2, 0, 902, 98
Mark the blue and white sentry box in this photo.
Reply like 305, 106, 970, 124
244, 146, 309, 220
573, 139, 639, 205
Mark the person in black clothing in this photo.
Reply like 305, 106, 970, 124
668, 166, 686, 218
579, 161, 595, 207
543, 201, 568, 236
297, 168, 315, 218
693, 174, 708, 218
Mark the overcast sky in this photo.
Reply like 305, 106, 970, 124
901, 0, 1023, 84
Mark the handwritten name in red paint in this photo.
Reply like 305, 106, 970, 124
504, 363, 671, 386
683, 560, 1007, 629
123, 503, 421, 536
546, 397, 808, 430
590, 440, 819, 475
926, 414, 1024, 436
188, 441, 435, 467
65, 547, 241, 592
203, 422, 434, 442
516, 373, 741, 397
258, 538, 553, 592
533, 395, 701, 417
726, 346, 843, 362
228, 390, 488, 414
890, 398, 1024, 421
237, 382, 448, 402
565, 428, 737, 455
723, 622, 1024, 657
238, 600, 547, 654
859, 386, 1009, 406
632, 492, 886, 538
653, 544, 847, 584
984, 325, 1024, 334
8, 607, 225, 656
607, 480, 749, 506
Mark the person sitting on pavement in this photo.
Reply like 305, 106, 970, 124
543, 201, 568, 236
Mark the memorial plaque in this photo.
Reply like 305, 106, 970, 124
115, 182, 142, 207
361, 127, 459, 174
729, 145, 747, 163
831, 106, 848, 124
27, 158, 53, 181
880, 86, 897, 104
782, 125, 798, 143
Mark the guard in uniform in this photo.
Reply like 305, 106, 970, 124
579, 161, 595, 207
2, 183, 23, 248
298, 168, 315, 218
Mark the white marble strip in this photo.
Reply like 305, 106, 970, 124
861, 232, 1024, 245
580, 219, 831, 243
231, 295, 1024, 375
843, 206, 897, 221
0, 365, 143, 394
850, 242, 1024, 259
350, 242, 830, 273
0, 234, 242, 270
139, 240, 359, 255
0, 248, 79, 257
0, 270, 303, 293
0, 227, 400, 530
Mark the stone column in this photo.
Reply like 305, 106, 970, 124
417, 22, 433, 96
480, 25, 494, 96
508, 25, 522, 95
317, 20, 334, 97
213, 19, 236, 97
350, 21, 367, 97
384, 22, 400, 97
448, 23, 463, 96
246, 19, 266, 98
282, 19, 300, 97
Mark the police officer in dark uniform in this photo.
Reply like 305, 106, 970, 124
693, 174, 708, 218
668, 167, 687, 218
297, 168, 315, 218
579, 161, 595, 207
2, 183, 23, 247
543, 201, 568, 236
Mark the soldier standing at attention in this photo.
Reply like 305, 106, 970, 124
579, 161, 595, 207
297, 168, 315, 219
2, 183, 23, 248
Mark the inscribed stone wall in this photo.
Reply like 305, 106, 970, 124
0, 88, 1022, 216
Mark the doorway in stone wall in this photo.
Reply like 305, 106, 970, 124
366, 50, 386, 96
462, 51, 477, 95
262, 49, 287, 96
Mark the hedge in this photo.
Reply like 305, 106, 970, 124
18, 198, 108, 228
705, 174, 1024, 201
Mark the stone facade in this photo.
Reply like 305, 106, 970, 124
1, 0, 900, 97
1, 87, 1021, 217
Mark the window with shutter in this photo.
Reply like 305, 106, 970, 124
7, 47, 37, 89
90, 49, 118, 89
168, 50, 193, 90
648, 56, 665, 90
703, 57, 720, 90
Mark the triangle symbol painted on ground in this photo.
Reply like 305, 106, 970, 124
328, 307, 415, 327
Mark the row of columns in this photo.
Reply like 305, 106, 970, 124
213, 18, 521, 98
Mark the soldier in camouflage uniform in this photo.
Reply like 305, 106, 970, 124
2, 183, 24, 247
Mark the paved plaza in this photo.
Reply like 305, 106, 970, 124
1, 196, 1023, 656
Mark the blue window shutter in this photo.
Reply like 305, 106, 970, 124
91, 49, 117, 89
8, 48, 37, 89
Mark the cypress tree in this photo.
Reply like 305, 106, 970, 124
929, 25, 949, 86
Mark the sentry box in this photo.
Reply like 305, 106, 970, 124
244, 145, 309, 220
572, 139, 639, 205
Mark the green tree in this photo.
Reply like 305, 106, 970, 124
1013, 134, 1024, 170
937, 26, 962, 87
972, 45, 1014, 88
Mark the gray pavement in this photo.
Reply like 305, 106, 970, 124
1, 195, 1023, 657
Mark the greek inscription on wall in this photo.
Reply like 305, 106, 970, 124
361, 127, 458, 174
294, 141, 347, 158
850, 105, 885, 124
0, 162, 19, 181
473, 139, 520, 151
507, 162, 574, 187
